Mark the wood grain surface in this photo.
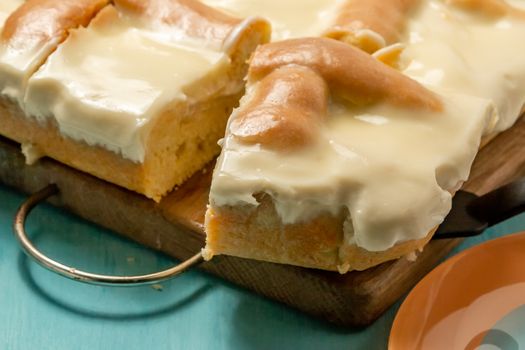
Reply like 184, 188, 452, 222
0, 116, 523, 327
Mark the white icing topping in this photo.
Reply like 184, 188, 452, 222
201, 0, 344, 40
24, 8, 234, 163
0, 38, 60, 103
210, 0, 525, 253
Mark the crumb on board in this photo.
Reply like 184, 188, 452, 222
151, 284, 163, 291
405, 251, 418, 262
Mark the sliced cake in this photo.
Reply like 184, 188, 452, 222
204, 0, 525, 272
0, 0, 270, 201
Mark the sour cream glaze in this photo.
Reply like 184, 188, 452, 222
403, 0, 525, 132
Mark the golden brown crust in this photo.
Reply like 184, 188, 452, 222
249, 38, 442, 111
2, 0, 108, 49
446, 0, 525, 19
204, 195, 435, 272
205, 196, 344, 271
324, 0, 420, 53
230, 65, 328, 150
114, 0, 242, 44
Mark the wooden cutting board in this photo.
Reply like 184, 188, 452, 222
0, 116, 524, 327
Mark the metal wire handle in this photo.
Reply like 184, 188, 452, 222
13, 184, 204, 286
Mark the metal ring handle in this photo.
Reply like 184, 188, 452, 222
13, 184, 204, 286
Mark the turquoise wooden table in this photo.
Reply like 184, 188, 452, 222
1, 184, 524, 350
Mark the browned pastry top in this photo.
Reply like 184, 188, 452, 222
230, 37, 442, 150
2, 0, 108, 49
249, 38, 442, 110
231, 65, 329, 150
114, 0, 242, 44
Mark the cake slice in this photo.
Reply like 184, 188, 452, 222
204, 0, 525, 272
0, 0, 270, 201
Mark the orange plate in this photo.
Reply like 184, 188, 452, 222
389, 231, 525, 350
